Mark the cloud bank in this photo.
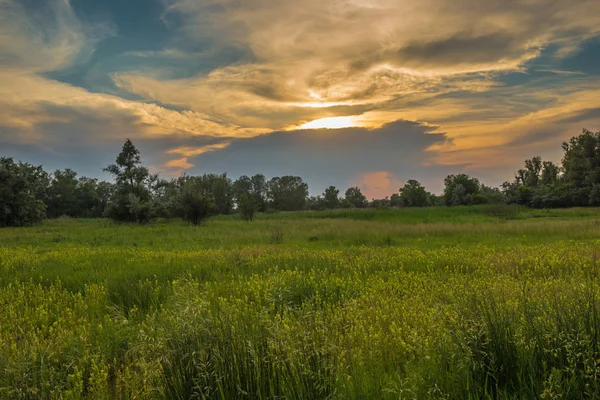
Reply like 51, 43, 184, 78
1, 0, 599, 197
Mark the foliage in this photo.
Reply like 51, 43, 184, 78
0, 157, 47, 227
45, 170, 110, 218
308, 195, 326, 211
344, 186, 368, 208
233, 174, 267, 212
369, 197, 391, 209
340, 198, 354, 209
443, 174, 482, 206
267, 176, 309, 211
504, 129, 600, 208
399, 179, 431, 207
103, 139, 157, 223
196, 173, 234, 215
178, 180, 216, 225
323, 185, 340, 209
237, 193, 257, 222
7, 128, 600, 226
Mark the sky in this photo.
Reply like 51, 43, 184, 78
1, 0, 600, 198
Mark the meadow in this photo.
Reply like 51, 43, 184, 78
2, 205, 600, 399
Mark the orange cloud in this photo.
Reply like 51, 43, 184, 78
166, 142, 232, 157
164, 157, 194, 170
356, 171, 403, 200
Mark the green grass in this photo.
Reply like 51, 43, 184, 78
2, 206, 600, 398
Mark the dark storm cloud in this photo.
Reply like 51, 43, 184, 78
186, 120, 454, 194
395, 32, 526, 68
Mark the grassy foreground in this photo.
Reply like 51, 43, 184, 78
2, 206, 600, 399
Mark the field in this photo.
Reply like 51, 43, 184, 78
2, 206, 600, 399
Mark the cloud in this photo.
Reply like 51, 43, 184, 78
357, 171, 404, 200
1, 0, 599, 194
183, 120, 456, 195
164, 157, 193, 170
0, 0, 113, 73
164, 0, 600, 81
166, 142, 233, 157
394, 32, 538, 71
113, 0, 600, 156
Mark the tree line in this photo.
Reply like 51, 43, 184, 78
1, 129, 599, 227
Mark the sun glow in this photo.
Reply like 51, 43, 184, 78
300, 116, 359, 130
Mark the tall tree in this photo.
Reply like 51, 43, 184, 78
323, 186, 340, 209
541, 161, 560, 185
233, 175, 252, 203
103, 139, 156, 223
250, 174, 267, 212
523, 156, 543, 187
238, 193, 257, 222
177, 178, 216, 225
443, 174, 481, 206
399, 180, 430, 207
75, 177, 103, 218
267, 176, 309, 211
561, 129, 600, 205
197, 174, 234, 215
0, 157, 47, 227
344, 186, 368, 208
46, 169, 79, 218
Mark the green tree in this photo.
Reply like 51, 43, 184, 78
267, 176, 309, 211
523, 156, 543, 187
390, 193, 402, 207
399, 180, 430, 207
541, 161, 560, 185
75, 177, 102, 218
234, 174, 267, 212
46, 169, 79, 218
196, 174, 234, 215
561, 129, 600, 205
238, 193, 257, 222
0, 157, 47, 227
323, 186, 340, 209
103, 139, 156, 223
178, 180, 216, 225
96, 181, 115, 217
369, 197, 391, 209
250, 174, 267, 212
479, 184, 505, 204
233, 175, 252, 202
443, 174, 481, 206
344, 186, 368, 208
308, 196, 326, 211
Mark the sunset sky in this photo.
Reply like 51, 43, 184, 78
1, 0, 600, 197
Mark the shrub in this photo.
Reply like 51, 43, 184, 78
483, 204, 521, 220
179, 184, 216, 225
238, 193, 257, 222
0, 157, 48, 227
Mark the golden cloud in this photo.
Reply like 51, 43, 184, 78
166, 142, 233, 157
2, 0, 600, 185
164, 157, 194, 170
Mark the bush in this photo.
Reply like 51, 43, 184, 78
238, 194, 257, 222
483, 204, 522, 220
340, 199, 354, 209
179, 185, 216, 225
0, 157, 47, 227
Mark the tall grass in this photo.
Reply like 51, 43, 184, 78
3, 208, 600, 398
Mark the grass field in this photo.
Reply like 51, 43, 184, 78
2, 205, 600, 399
